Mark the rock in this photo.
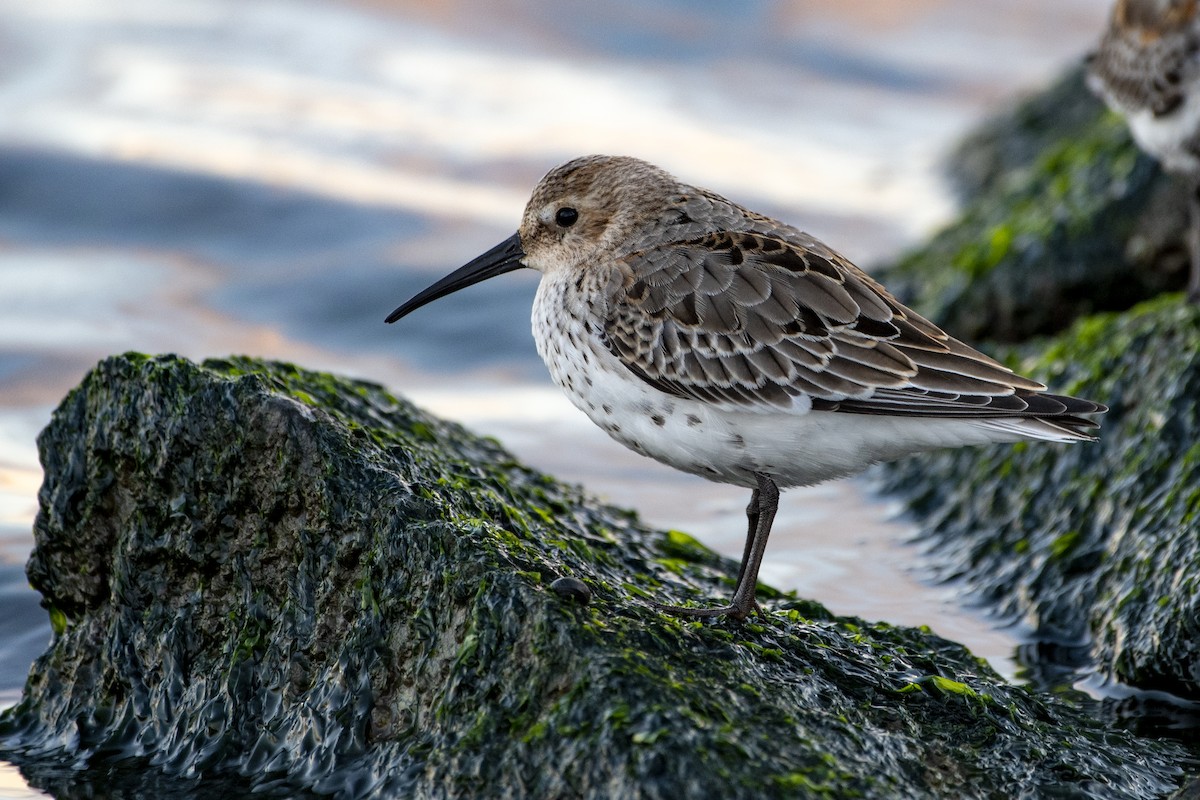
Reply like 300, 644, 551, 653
942, 67, 1118, 202
868, 62, 1200, 710
874, 61, 1200, 712
0, 353, 1189, 798
877, 297, 1200, 703
882, 67, 1189, 343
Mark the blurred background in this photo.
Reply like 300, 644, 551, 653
0, 1, 1112, 790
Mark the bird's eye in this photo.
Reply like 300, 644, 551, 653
555, 207, 579, 228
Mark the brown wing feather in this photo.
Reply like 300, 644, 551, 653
604, 231, 1103, 423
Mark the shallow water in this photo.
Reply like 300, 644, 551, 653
0, 0, 1111, 795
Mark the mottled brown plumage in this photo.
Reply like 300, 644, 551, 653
1091, 0, 1200, 124
1089, 0, 1200, 299
606, 227, 1100, 426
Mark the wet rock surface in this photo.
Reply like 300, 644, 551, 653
875, 63, 1200, 735
878, 298, 1200, 704
1, 354, 1190, 798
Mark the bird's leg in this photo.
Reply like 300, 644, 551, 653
726, 474, 778, 618
1189, 180, 1200, 303
652, 474, 777, 621
733, 487, 760, 590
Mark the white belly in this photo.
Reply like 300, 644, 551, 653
1127, 97, 1200, 175
530, 277, 1028, 490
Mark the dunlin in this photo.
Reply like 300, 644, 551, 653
387, 155, 1105, 620
1088, 0, 1200, 300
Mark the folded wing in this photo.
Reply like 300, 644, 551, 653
603, 231, 1103, 435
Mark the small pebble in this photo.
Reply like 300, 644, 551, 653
550, 576, 591, 604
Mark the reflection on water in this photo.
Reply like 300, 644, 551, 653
0, 0, 1111, 794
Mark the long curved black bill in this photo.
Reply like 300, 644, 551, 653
385, 232, 526, 323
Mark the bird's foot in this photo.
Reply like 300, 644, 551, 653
651, 598, 762, 621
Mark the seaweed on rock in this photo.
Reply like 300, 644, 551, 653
875, 61, 1200, 716
878, 298, 1200, 703
0, 354, 1189, 798
884, 68, 1188, 342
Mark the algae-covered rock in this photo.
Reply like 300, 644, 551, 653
0, 353, 1190, 798
883, 67, 1188, 342
873, 62, 1200, 711
878, 297, 1200, 703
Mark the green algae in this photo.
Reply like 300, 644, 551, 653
882, 68, 1183, 343
870, 63, 1200, 719
879, 297, 1200, 704
0, 354, 1191, 798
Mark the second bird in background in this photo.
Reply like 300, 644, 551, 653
1089, 0, 1200, 300
387, 155, 1106, 621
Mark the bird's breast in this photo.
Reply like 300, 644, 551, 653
1126, 96, 1200, 173
529, 275, 862, 488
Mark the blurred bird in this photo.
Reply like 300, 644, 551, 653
1089, 0, 1200, 300
387, 155, 1106, 620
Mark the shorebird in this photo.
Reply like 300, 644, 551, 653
1088, 0, 1200, 300
387, 155, 1105, 621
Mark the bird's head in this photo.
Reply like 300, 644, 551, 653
386, 155, 683, 323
